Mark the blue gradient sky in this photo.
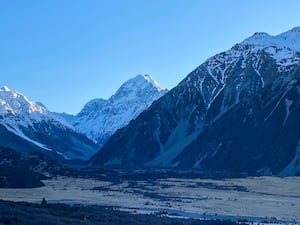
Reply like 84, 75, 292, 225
1, 0, 300, 114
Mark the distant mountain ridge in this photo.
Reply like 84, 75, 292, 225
61, 74, 168, 146
0, 75, 167, 160
0, 86, 97, 160
89, 27, 300, 176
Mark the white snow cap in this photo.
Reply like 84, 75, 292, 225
0, 86, 73, 128
0, 86, 11, 92
141, 74, 165, 92
119, 74, 166, 94
290, 26, 300, 32
242, 26, 300, 52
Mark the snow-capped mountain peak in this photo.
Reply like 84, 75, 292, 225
0, 86, 47, 116
241, 26, 300, 52
111, 74, 166, 99
0, 86, 97, 160
249, 32, 270, 39
0, 85, 76, 132
63, 75, 168, 146
1, 86, 11, 92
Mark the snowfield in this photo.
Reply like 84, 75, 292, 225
0, 176, 299, 224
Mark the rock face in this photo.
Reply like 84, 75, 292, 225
89, 27, 300, 176
62, 75, 168, 147
0, 87, 97, 160
176, 72, 300, 175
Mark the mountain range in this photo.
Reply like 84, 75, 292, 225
89, 27, 300, 176
0, 75, 167, 160
1, 27, 300, 176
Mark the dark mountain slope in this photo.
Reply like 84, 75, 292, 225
176, 69, 300, 175
89, 27, 300, 175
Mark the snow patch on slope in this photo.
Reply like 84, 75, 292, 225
2, 123, 52, 151
147, 120, 203, 167
280, 139, 300, 176
283, 98, 293, 125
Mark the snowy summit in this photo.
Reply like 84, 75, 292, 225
242, 26, 300, 52
61, 74, 168, 146
0, 86, 97, 160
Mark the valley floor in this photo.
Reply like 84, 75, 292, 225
0, 175, 299, 224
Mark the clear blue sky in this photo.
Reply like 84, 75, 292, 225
1, 0, 300, 114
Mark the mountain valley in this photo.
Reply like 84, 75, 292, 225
1, 27, 300, 225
